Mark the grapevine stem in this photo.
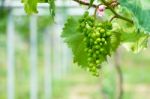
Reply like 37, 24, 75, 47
93, 4, 102, 18
114, 49, 123, 99
73, 0, 133, 24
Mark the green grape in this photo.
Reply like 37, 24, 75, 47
100, 48, 104, 52
96, 60, 100, 64
92, 53, 97, 58
101, 38, 105, 42
97, 23, 102, 27
88, 57, 92, 62
91, 33, 96, 38
104, 41, 107, 45
106, 31, 112, 36
94, 45, 100, 49
100, 28, 105, 33
94, 41, 98, 44
81, 22, 85, 27
95, 32, 100, 37
96, 38, 101, 42
88, 49, 92, 53
90, 38, 94, 43
96, 50, 100, 54
99, 42, 102, 46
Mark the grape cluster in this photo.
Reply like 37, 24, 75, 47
78, 12, 112, 76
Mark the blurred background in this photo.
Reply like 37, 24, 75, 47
0, 0, 150, 99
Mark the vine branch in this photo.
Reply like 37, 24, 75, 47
73, 0, 133, 24
73, 0, 97, 8
100, 0, 133, 24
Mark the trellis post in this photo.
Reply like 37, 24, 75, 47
29, 15, 38, 99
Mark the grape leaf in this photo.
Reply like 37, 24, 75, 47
110, 31, 121, 52
61, 17, 88, 68
119, 0, 150, 34
121, 30, 149, 53
22, 0, 38, 14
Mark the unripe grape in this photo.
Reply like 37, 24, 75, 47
84, 11, 89, 17
89, 63, 94, 67
88, 57, 92, 62
93, 53, 97, 58
78, 12, 113, 76
81, 22, 85, 27
104, 41, 107, 45
90, 38, 94, 43
96, 60, 100, 64
94, 45, 100, 49
97, 23, 102, 27
87, 67, 90, 72
90, 17, 95, 21
88, 21, 93, 26
99, 42, 102, 46
96, 50, 100, 54
95, 32, 100, 37
101, 38, 105, 42
86, 24, 91, 29
100, 28, 105, 33
88, 49, 92, 53
97, 27, 101, 31
96, 38, 101, 42
100, 48, 104, 52
106, 31, 111, 36
94, 41, 98, 44
87, 53, 92, 57
91, 66, 97, 71
91, 33, 96, 38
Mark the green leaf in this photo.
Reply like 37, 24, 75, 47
61, 17, 88, 68
121, 30, 149, 53
22, 0, 38, 14
48, 0, 56, 19
119, 0, 150, 33
110, 31, 121, 52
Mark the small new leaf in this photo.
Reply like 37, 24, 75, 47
22, 0, 38, 14
89, 0, 95, 8
48, 0, 56, 19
